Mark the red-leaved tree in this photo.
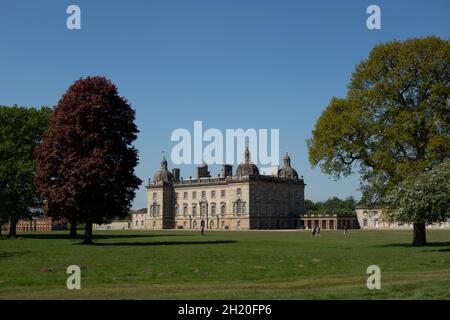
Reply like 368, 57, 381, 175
35, 77, 142, 244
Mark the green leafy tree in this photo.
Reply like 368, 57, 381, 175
304, 199, 317, 213
387, 159, 450, 245
305, 196, 357, 214
307, 36, 450, 245
0, 105, 52, 237
35, 77, 142, 244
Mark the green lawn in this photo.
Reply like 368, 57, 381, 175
0, 229, 449, 299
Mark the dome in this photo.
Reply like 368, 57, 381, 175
278, 152, 299, 179
153, 156, 173, 182
235, 147, 260, 177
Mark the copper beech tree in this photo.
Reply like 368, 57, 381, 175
35, 77, 141, 244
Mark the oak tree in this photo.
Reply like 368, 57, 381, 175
307, 37, 450, 245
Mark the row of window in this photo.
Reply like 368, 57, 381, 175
148, 201, 299, 217
152, 188, 242, 201
174, 200, 246, 216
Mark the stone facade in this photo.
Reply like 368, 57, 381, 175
302, 214, 359, 230
356, 206, 450, 229
137, 148, 306, 230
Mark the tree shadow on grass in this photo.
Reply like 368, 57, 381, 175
19, 233, 195, 241
0, 250, 33, 259
379, 242, 450, 248
377, 242, 450, 252
87, 240, 237, 247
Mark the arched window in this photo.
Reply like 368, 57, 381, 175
221, 203, 226, 216
235, 200, 242, 214
211, 203, 216, 216
175, 205, 179, 216
192, 204, 197, 216
183, 204, 188, 216
200, 203, 208, 216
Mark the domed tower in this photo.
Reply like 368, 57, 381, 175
235, 146, 260, 177
278, 152, 299, 179
153, 156, 173, 183
148, 155, 176, 229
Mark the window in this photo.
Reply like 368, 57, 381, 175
221, 204, 226, 215
233, 200, 243, 215
237, 188, 241, 195
141, 220, 144, 226
363, 219, 368, 227
200, 203, 208, 216
211, 190, 216, 198
135, 220, 138, 226
221, 190, 226, 198
192, 191, 197, 199
201, 191, 206, 198
153, 193, 157, 200
183, 192, 188, 200
192, 204, 197, 216
175, 192, 178, 199
211, 204, 216, 215
183, 205, 188, 216
175, 205, 179, 216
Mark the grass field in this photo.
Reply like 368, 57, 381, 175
0, 229, 449, 299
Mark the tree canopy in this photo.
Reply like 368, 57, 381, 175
387, 159, 450, 245
307, 36, 450, 245
35, 76, 142, 244
304, 196, 357, 215
0, 105, 52, 237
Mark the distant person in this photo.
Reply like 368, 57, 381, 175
200, 220, 205, 235
311, 227, 316, 237
344, 226, 348, 238
317, 226, 321, 237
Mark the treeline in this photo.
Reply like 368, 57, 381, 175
304, 196, 357, 214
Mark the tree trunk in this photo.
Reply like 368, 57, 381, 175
412, 222, 427, 246
8, 218, 18, 238
82, 221, 93, 244
69, 221, 78, 237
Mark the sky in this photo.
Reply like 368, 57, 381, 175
0, 0, 449, 210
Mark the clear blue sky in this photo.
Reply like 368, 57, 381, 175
1, 0, 449, 209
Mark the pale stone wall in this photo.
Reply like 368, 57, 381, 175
93, 221, 131, 230
144, 175, 304, 230
356, 208, 450, 229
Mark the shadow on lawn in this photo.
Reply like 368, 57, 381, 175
19, 233, 194, 240
0, 250, 33, 259
378, 242, 450, 252
89, 240, 237, 247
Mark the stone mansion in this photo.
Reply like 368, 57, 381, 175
133, 148, 306, 230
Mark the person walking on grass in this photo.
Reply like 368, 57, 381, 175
311, 226, 316, 237
317, 226, 321, 237
200, 220, 205, 235
344, 226, 348, 238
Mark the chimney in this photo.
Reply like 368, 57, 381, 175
172, 168, 180, 181
197, 163, 210, 179
223, 164, 233, 178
